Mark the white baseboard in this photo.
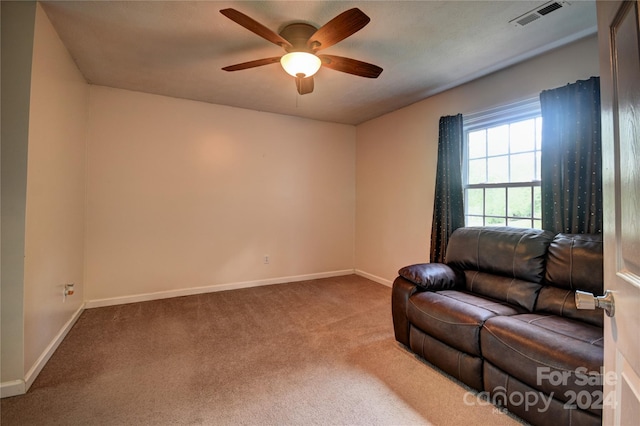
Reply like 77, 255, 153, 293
355, 269, 393, 287
1, 302, 85, 398
23, 303, 85, 392
0, 380, 26, 398
85, 269, 356, 309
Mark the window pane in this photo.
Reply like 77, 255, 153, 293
487, 156, 508, 183
467, 188, 484, 215
466, 216, 484, 226
486, 217, 506, 226
508, 187, 532, 218
464, 108, 541, 230
509, 119, 535, 153
485, 188, 505, 217
510, 152, 535, 182
468, 130, 486, 159
487, 125, 509, 156
468, 159, 486, 184
508, 218, 532, 228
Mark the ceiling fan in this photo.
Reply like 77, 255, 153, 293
220, 8, 383, 95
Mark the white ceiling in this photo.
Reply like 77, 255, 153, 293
40, 1, 597, 125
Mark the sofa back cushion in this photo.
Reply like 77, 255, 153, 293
445, 227, 556, 311
463, 271, 544, 312
445, 227, 556, 282
537, 233, 604, 327
544, 233, 604, 293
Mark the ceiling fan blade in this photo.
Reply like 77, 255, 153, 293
318, 55, 383, 78
307, 8, 370, 51
222, 57, 282, 72
220, 8, 292, 49
296, 76, 314, 95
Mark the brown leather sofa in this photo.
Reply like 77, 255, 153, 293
392, 227, 604, 426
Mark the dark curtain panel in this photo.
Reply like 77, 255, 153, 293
430, 114, 464, 263
540, 77, 602, 234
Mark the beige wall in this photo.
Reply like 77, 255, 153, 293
355, 35, 601, 285
23, 3, 89, 378
1, 0, 36, 387
85, 87, 355, 301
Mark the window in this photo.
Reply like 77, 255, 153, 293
463, 99, 542, 229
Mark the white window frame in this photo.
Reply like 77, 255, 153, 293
463, 98, 542, 229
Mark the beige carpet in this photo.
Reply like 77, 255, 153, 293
1, 275, 524, 425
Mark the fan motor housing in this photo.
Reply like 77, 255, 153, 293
280, 23, 317, 52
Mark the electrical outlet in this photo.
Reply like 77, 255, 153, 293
264, 255, 269, 264
63, 283, 75, 302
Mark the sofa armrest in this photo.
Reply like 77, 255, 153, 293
398, 263, 460, 291
392, 276, 421, 347
392, 263, 462, 346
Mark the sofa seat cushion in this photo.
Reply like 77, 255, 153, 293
407, 290, 525, 357
481, 314, 603, 413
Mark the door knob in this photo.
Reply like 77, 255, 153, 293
575, 290, 615, 317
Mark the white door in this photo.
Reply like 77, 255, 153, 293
597, 1, 640, 424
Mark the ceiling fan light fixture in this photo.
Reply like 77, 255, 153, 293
280, 52, 321, 78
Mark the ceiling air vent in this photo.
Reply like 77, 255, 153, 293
537, 2, 564, 15
510, 1, 570, 27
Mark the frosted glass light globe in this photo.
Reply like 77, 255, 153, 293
280, 52, 321, 78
